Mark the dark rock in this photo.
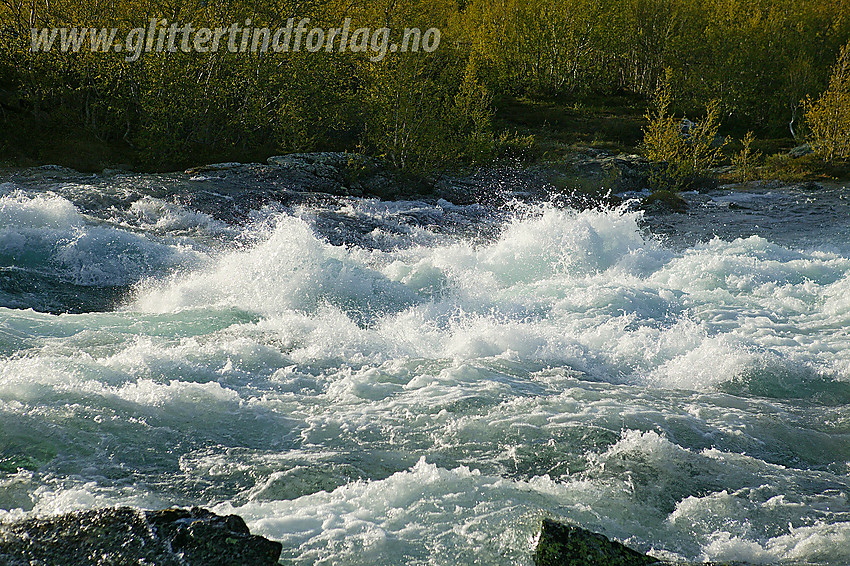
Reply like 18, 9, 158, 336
267, 152, 347, 183
178, 150, 642, 207
788, 144, 813, 158
533, 519, 660, 566
710, 165, 735, 176
185, 161, 247, 174
101, 166, 133, 176
711, 134, 727, 148
642, 190, 688, 213
0, 507, 282, 566
263, 152, 419, 200
339, 153, 412, 200
560, 151, 654, 194
146, 508, 281, 566
791, 181, 825, 192
434, 166, 555, 205
264, 153, 556, 204
183, 157, 357, 199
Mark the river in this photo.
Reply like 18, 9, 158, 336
1, 166, 849, 564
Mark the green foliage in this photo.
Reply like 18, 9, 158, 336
732, 131, 763, 182
760, 151, 850, 182
1, 0, 849, 172
362, 50, 493, 174
462, 0, 618, 98
495, 131, 538, 163
450, 56, 494, 163
805, 41, 850, 162
461, 0, 849, 135
642, 74, 681, 163
642, 71, 727, 190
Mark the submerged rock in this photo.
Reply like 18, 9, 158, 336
0, 507, 282, 566
642, 189, 688, 213
533, 519, 659, 566
790, 181, 826, 192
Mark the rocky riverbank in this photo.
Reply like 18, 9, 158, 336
9, 148, 837, 219
180, 149, 659, 211
184, 152, 559, 206
182, 150, 718, 213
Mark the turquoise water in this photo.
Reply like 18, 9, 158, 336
2, 169, 850, 564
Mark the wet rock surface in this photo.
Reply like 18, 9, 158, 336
560, 149, 654, 193
0, 507, 282, 566
533, 519, 659, 566
642, 189, 689, 213
532, 520, 754, 566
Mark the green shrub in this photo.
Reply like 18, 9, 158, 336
363, 53, 493, 174
805, 41, 850, 162
642, 70, 726, 190
731, 131, 762, 183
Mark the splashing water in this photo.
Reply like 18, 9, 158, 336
2, 173, 850, 564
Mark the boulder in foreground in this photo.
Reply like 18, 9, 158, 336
0, 506, 282, 566
533, 518, 660, 566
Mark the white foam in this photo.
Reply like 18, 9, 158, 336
0, 192, 202, 286
215, 457, 651, 565
126, 196, 231, 235
130, 203, 850, 393
0, 191, 82, 229
6, 201, 850, 564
